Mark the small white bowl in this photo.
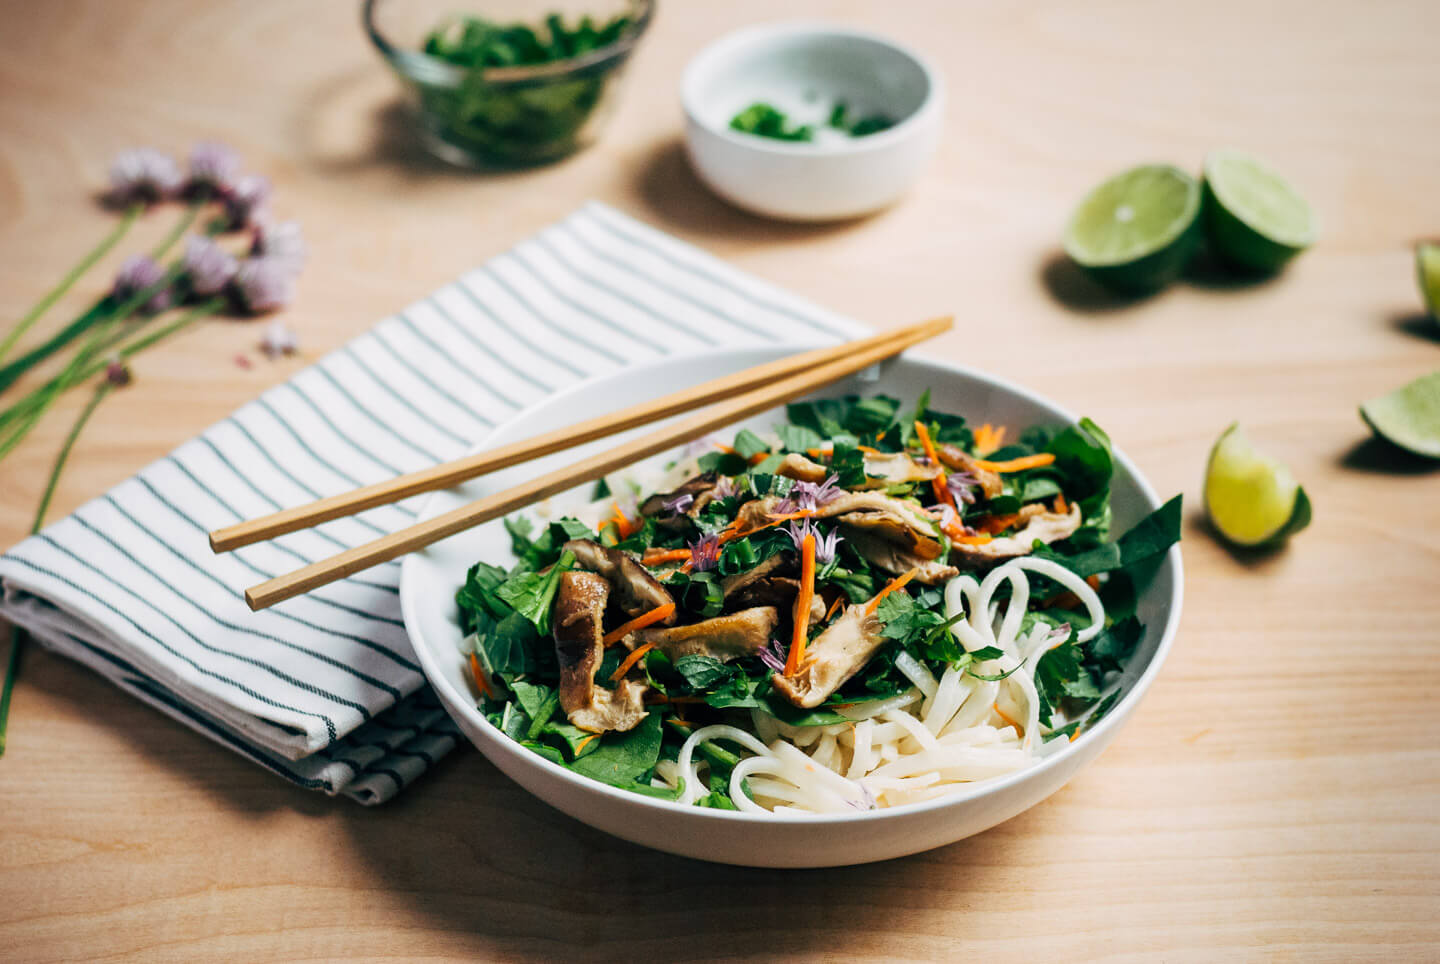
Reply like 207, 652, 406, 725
401, 348, 1184, 868
681, 23, 943, 221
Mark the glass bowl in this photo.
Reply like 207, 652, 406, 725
363, 0, 655, 167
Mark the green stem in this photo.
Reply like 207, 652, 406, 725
151, 200, 204, 261
0, 204, 143, 367
0, 376, 117, 756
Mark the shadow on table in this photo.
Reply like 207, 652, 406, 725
622, 138, 880, 245
1036, 251, 1153, 316
1390, 310, 1438, 344
1339, 436, 1439, 475
1185, 510, 1291, 571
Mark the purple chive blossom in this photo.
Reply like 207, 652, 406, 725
107, 148, 182, 205
681, 434, 718, 459
105, 356, 133, 387
660, 492, 694, 514
186, 141, 240, 195
786, 519, 841, 564
1045, 623, 1073, 648
759, 638, 788, 673
220, 174, 270, 230
947, 470, 979, 505
777, 473, 843, 514
250, 218, 306, 270
688, 533, 722, 572
234, 257, 297, 315
260, 318, 298, 358
110, 255, 171, 314
182, 236, 238, 296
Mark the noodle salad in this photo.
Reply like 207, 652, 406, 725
456, 392, 1181, 815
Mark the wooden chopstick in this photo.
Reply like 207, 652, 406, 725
241, 315, 951, 611
209, 317, 952, 553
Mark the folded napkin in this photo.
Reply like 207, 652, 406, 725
0, 202, 867, 803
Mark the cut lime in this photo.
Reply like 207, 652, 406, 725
1360, 371, 1440, 459
1064, 164, 1203, 293
1201, 151, 1317, 273
1417, 242, 1440, 320
1204, 423, 1311, 547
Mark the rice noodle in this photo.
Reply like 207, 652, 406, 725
660, 557, 1109, 814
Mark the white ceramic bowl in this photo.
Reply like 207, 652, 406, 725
401, 348, 1183, 867
680, 23, 943, 221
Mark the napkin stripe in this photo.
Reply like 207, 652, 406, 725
0, 203, 868, 803
94, 495, 419, 671
129, 474, 407, 629
5, 552, 342, 739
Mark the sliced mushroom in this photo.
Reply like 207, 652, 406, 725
857, 451, 943, 488
814, 491, 944, 561
775, 452, 829, 483
733, 496, 783, 533
936, 444, 1003, 499
951, 503, 1083, 568
639, 473, 718, 529
552, 571, 648, 733
844, 528, 960, 585
564, 539, 677, 625
634, 606, 779, 661
729, 576, 828, 623
719, 553, 786, 598
771, 604, 887, 708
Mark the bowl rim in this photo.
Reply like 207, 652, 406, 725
680, 21, 945, 158
362, 0, 656, 89
401, 345, 1185, 826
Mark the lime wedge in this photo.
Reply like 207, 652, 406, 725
1201, 151, 1317, 273
1360, 371, 1440, 459
1064, 164, 1203, 292
1418, 242, 1440, 320
1204, 423, 1311, 547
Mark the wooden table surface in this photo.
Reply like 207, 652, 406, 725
2, 0, 1438, 959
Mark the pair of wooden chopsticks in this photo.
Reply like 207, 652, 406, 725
215, 316, 953, 611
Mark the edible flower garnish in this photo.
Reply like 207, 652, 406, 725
689, 533, 722, 572
660, 492, 694, 514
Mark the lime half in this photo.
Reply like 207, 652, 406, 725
1360, 371, 1440, 459
1204, 423, 1312, 547
1064, 164, 1203, 293
1202, 150, 1317, 273
1417, 242, 1440, 320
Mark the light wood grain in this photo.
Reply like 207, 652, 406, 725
210, 316, 950, 553
1, 0, 1438, 960
241, 316, 950, 608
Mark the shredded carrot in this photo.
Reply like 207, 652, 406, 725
856, 444, 884, 455
575, 733, 600, 754
608, 502, 640, 539
1069, 727, 1082, 743
951, 533, 994, 546
601, 602, 676, 646
804, 447, 831, 458
1053, 492, 1069, 514
875, 430, 886, 442
913, 421, 953, 509
992, 701, 1022, 732
640, 510, 815, 567
642, 547, 693, 565
468, 652, 492, 699
609, 641, 657, 682
824, 595, 843, 620
864, 567, 919, 616
713, 442, 768, 465
669, 717, 693, 728
973, 424, 1007, 456
975, 512, 1024, 535
783, 532, 817, 676
970, 453, 1057, 473
647, 693, 706, 705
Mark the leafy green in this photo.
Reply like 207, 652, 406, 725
472, 610, 545, 676
567, 711, 664, 786
495, 548, 574, 635
733, 428, 770, 459
777, 423, 823, 454
673, 655, 738, 691
730, 103, 814, 142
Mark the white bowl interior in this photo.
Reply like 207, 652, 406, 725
683, 25, 934, 148
401, 347, 1182, 867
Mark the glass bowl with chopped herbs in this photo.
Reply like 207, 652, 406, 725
363, 0, 654, 166
400, 348, 1184, 866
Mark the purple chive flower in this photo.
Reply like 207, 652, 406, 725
234, 257, 297, 315
786, 519, 841, 564
221, 174, 270, 231
186, 141, 240, 195
105, 356, 132, 387
1045, 623, 1073, 648
759, 638, 788, 673
660, 492, 694, 514
778, 473, 843, 514
250, 218, 306, 270
682, 434, 718, 459
947, 470, 979, 505
688, 533, 722, 573
110, 255, 171, 314
107, 148, 182, 205
182, 235, 239, 296
260, 318, 298, 358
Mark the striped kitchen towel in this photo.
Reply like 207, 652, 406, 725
0, 202, 868, 803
